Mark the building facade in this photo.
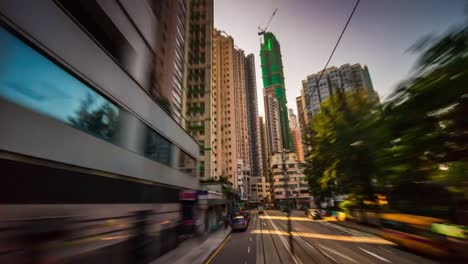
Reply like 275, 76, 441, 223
296, 93, 308, 140
270, 153, 311, 209
233, 48, 251, 200
300, 63, 376, 128
213, 30, 237, 186
259, 116, 269, 180
264, 86, 283, 157
289, 109, 304, 162
151, 0, 188, 124
186, 0, 215, 180
260, 32, 293, 152
252, 176, 271, 203
245, 54, 262, 179
212, 29, 252, 200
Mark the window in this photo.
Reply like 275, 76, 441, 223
0, 26, 197, 177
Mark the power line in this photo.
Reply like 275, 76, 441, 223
316, 0, 361, 84
296, 0, 361, 131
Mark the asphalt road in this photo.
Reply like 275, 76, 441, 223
209, 210, 438, 264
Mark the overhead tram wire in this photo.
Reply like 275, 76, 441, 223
295, 0, 361, 132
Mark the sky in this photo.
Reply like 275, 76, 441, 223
214, 0, 467, 117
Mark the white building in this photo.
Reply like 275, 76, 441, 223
270, 152, 311, 209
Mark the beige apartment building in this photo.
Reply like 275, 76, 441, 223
270, 152, 311, 209
212, 29, 251, 199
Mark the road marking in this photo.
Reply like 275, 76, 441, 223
359, 247, 391, 263
250, 237, 252, 242
379, 246, 393, 254
264, 212, 301, 264
322, 251, 339, 262
318, 244, 358, 263
248, 246, 251, 254
204, 234, 231, 264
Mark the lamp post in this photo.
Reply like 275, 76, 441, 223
282, 149, 294, 253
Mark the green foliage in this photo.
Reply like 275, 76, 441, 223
304, 24, 468, 218
304, 89, 380, 205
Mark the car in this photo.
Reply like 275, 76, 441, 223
231, 216, 248, 231
258, 206, 264, 214
241, 210, 250, 222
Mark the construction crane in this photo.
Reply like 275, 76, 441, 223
258, 8, 278, 36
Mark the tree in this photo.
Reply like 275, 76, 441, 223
304, 89, 380, 207
68, 92, 119, 141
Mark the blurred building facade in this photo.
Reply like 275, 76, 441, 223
270, 152, 310, 209
0, 0, 201, 260
151, 0, 188, 125
185, 0, 215, 180
260, 32, 293, 152
288, 109, 304, 162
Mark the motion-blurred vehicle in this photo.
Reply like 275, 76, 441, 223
379, 213, 467, 259
231, 216, 248, 231
308, 209, 322, 220
258, 206, 264, 214
241, 211, 251, 222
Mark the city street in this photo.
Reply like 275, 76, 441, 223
209, 210, 437, 264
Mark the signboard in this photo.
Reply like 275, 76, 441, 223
179, 190, 197, 201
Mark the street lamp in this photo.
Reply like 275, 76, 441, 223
282, 149, 294, 254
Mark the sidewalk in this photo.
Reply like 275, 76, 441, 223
151, 226, 232, 264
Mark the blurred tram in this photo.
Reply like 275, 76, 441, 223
0, 0, 199, 263
379, 213, 467, 259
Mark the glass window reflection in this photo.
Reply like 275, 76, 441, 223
0, 26, 197, 176
0, 27, 119, 141
145, 127, 172, 166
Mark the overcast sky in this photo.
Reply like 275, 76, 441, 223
214, 0, 467, 117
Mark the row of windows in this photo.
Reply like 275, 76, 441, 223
0, 26, 197, 176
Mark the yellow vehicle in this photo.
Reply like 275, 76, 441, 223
379, 213, 464, 258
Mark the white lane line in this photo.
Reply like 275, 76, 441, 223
359, 247, 391, 263
379, 246, 393, 254
265, 212, 301, 264
321, 251, 338, 263
318, 244, 358, 263
248, 246, 251, 254
250, 237, 252, 242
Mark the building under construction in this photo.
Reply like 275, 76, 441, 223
260, 32, 293, 155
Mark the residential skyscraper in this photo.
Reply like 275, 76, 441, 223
213, 30, 237, 186
186, 0, 215, 180
234, 48, 251, 200
151, 0, 188, 124
212, 29, 251, 200
296, 93, 308, 139
259, 116, 269, 180
245, 54, 262, 178
264, 86, 283, 156
301, 63, 376, 127
289, 109, 304, 162
260, 32, 293, 152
